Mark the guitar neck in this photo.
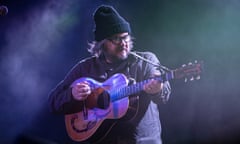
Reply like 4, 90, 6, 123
110, 71, 174, 102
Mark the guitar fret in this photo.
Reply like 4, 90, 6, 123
111, 70, 181, 102
111, 76, 169, 102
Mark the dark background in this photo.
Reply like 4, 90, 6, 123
1, 0, 240, 143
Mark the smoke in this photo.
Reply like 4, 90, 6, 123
151, 0, 240, 142
0, 0, 79, 142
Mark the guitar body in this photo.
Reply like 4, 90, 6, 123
65, 74, 139, 143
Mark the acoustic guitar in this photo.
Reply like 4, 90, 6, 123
65, 61, 203, 143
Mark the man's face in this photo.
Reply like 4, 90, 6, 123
103, 32, 131, 63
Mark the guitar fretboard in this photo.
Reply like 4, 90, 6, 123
110, 71, 174, 102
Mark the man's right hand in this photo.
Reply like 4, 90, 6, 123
71, 82, 91, 101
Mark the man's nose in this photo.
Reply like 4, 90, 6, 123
120, 38, 127, 45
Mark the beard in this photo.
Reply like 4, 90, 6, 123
103, 46, 130, 63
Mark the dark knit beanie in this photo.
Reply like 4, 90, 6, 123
93, 5, 131, 41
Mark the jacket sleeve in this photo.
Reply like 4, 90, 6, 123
144, 52, 171, 103
48, 62, 84, 114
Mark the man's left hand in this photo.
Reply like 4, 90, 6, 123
143, 79, 163, 94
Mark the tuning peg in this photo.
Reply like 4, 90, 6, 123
188, 62, 193, 65
194, 60, 198, 63
184, 78, 188, 83
190, 76, 194, 81
196, 75, 201, 80
182, 64, 186, 67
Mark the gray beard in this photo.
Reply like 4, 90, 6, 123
104, 53, 129, 63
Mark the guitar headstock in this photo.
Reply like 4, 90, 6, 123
174, 60, 203, 82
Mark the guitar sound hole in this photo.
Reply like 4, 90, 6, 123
97, 91, 110, 109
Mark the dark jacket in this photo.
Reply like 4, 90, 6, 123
48, 51, 171, 144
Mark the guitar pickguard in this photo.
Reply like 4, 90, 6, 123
70, 108, 111, 133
